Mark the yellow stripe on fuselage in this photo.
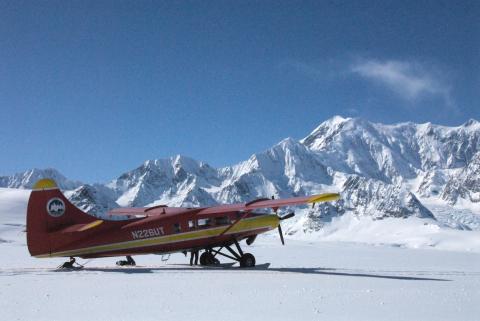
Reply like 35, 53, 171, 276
36, 215, 279, 258
78, 220, 104, 232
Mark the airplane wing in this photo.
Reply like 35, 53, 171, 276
107, 193, 340, 218
196, 193, 340, 215
106, 193, 340, 231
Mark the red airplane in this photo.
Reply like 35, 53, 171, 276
27, 178, 340, 268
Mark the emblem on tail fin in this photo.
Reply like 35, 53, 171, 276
46, 198, 65, 217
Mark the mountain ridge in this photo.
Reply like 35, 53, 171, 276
2, 116, 479, 231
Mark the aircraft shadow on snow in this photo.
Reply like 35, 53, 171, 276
80, 264, 451, 282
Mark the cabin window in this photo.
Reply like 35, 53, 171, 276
197, 218, 211, 228
188, 220, 195, 229
173, 223, 181, 233
215, 216, 230, 225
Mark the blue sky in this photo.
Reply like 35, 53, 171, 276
0, 1, 478, 182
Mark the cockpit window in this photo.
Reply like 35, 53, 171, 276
197, 218, 211, 228
173, 223, 181, 233
215, 216, 230, 225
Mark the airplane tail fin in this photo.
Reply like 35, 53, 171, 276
26, 179, 96, 257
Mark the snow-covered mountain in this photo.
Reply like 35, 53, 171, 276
2, 116, 479, 232
301, 116, 480, 183
105, 139, 332, 209
64, 184, 119, 217
108, 156, 220, 208
441, 152, 480, 205
0, 168, 82, 190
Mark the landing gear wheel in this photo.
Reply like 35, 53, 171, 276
200, 252, 218, 265
239, 253, 256, 268
199, 252, 210, 265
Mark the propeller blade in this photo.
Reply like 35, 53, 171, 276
278, 224, 285, 245
280, 212, 295, 220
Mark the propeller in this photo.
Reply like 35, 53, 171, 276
278, 224, 285, 245
277, 212, 294, 246
267, 196, 295, 246
280, 212, 295, 221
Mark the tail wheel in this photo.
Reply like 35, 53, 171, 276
239, 253, 256, 268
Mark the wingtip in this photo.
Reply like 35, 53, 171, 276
308, 193, 341, 203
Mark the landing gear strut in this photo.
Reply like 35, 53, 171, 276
206, 239, 256, 268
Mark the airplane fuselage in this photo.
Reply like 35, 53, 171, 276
36, 204, 279, 258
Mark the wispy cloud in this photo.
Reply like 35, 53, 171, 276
351, 59, 453, 106
280, 57, 455, 109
